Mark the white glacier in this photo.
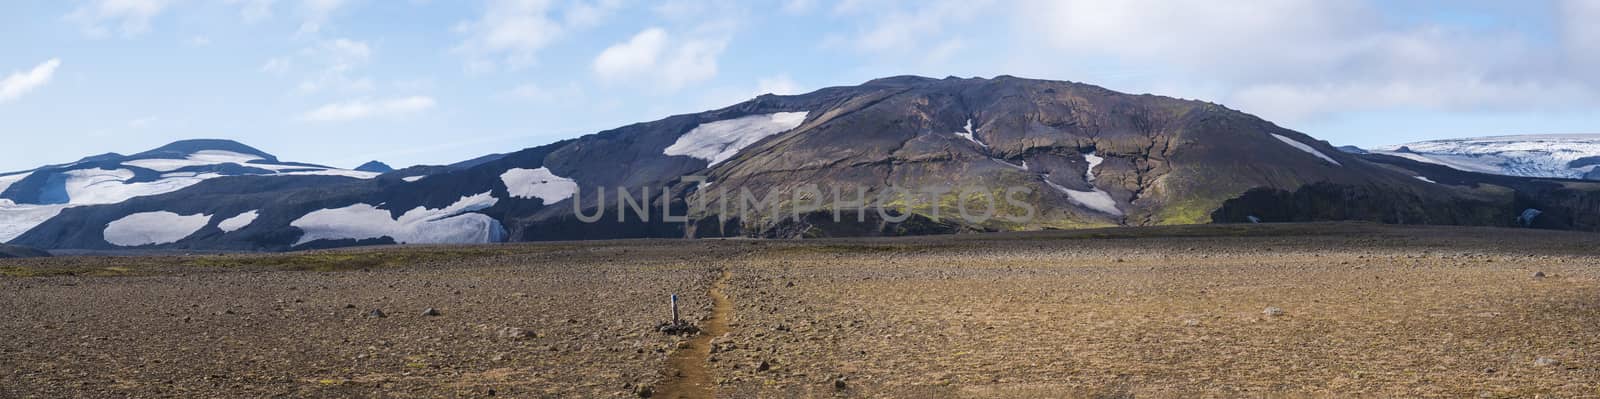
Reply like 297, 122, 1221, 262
1372, 134, 1600, 179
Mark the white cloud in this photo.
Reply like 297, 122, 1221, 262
505, 81, 583, 102
1007, 0, 1600, 124
565, 0, 621, 28
284, 38, 375, 93
1562, 0, 1600, 72
297, 0, 348, 34
260, 57, 292, 75
299, 96, 436, 122
128, 116, 158, 128
65, 0, 174, 38
593, 28, 668, 80
0, 59, 62, 103
852, 0, 985, 52
593, 27, 726, 90
319, 38, 372, 68
227, 0, 276, 23
455, 0, 622, 72
757, 75, 804, 96
781, 0, 815, 14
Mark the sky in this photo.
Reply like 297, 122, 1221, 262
3, 0, 1599, 172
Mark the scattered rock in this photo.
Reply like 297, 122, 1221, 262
1263, 307, 1285, 317
344, 304, 356, 309
1183, 319, 1200, 327
656, 320, 698, 335
496, 327, 535, 340
1534, 357, 1560, 367
421, 308, 441, 317
1532, 271, 1546, 279
833, 376, 848, 390
367, 309, 387, 318
756, 360, 771, 371
634, 383, 654, 398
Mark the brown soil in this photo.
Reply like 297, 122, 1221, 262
656, 269, 733, 399
1, 223, 1597, 398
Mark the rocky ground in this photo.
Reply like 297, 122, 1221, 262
2, 223, 1598, 398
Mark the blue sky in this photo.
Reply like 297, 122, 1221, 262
3, 0, 1598, 172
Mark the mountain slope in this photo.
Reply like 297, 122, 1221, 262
0, 243, 49, 258
0, 139, 380, 242
9, 76, 1600, 251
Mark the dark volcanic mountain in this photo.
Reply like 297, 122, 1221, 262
7, 76, 1598, 251
355, 161, 395, 173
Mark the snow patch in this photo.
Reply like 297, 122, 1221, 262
956, 119, 987, 148
501, 167, 578, 203
664, 112, 808, 166
1043, 174, 1122, 216
122, 150, 265, 172
0, 203, 68, 243
290, 192, 504, 246
1414, 176, 1437, 184
62, 168, 214, 205
1083, 152, 1104, 182
992, 158, 1027, 170
1271, 134, 1341, 166
217, 210, 259, 233
402, 175, 426, 182
278, 169, 381, 179
104, 211, 211, 247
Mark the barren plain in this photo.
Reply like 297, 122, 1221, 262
2, 223, 1598, 398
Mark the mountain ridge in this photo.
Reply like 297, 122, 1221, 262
6, 75, 1600, 250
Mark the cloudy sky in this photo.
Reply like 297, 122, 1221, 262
3, 0, 1599, 171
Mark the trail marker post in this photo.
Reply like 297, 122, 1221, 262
671, 293, 679, 324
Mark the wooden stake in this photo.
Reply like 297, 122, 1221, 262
671, 293, 679, 323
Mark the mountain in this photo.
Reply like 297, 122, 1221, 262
1369, 134, 1600, 180
0, 139, 380, 242
7, 76, 1600, 251
355, 161, 395, 173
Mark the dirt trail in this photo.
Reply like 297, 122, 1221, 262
655, 268, 732, 399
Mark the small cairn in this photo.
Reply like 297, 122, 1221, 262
656, 293, 698, 335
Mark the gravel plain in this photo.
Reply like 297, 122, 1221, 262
2, 223, 1598, 398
